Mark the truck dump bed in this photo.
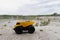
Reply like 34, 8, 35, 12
14, 21, 34, 28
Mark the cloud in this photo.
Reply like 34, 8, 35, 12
0, 0, 38, 11
0, 0, 60, 15
14, 0, 60, 15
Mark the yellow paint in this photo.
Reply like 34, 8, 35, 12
14, 21, 34, 28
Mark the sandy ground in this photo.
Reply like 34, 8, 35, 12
0, 19, 60, 40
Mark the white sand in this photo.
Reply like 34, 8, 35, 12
0, 19, 60, 40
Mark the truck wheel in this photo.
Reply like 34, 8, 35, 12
14, 26, 22, 34
28, 26, 35, 34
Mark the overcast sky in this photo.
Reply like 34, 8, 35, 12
0, 0, 60, 15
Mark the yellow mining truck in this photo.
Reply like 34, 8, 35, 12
13, 21, 35, 34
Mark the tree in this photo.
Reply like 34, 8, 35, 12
52, 13, 57, 16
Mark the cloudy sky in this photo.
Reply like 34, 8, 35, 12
0, 0, 60, 15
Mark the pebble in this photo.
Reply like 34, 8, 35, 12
40, 29, 43, 31
0, 34, 2, 36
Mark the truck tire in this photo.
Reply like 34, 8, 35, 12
28, 26, 35, 34
14, 26, 22, 34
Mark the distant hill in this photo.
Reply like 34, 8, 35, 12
0, 13, 60, 19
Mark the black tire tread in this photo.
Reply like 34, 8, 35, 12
28, 26, 35, 33
14, 26, 22, 34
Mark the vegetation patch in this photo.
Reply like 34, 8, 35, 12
40, 19, 50, 26
35, 23, 38, 26
3, 24, 7, 26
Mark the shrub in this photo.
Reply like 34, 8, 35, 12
40, 19, 50, 26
